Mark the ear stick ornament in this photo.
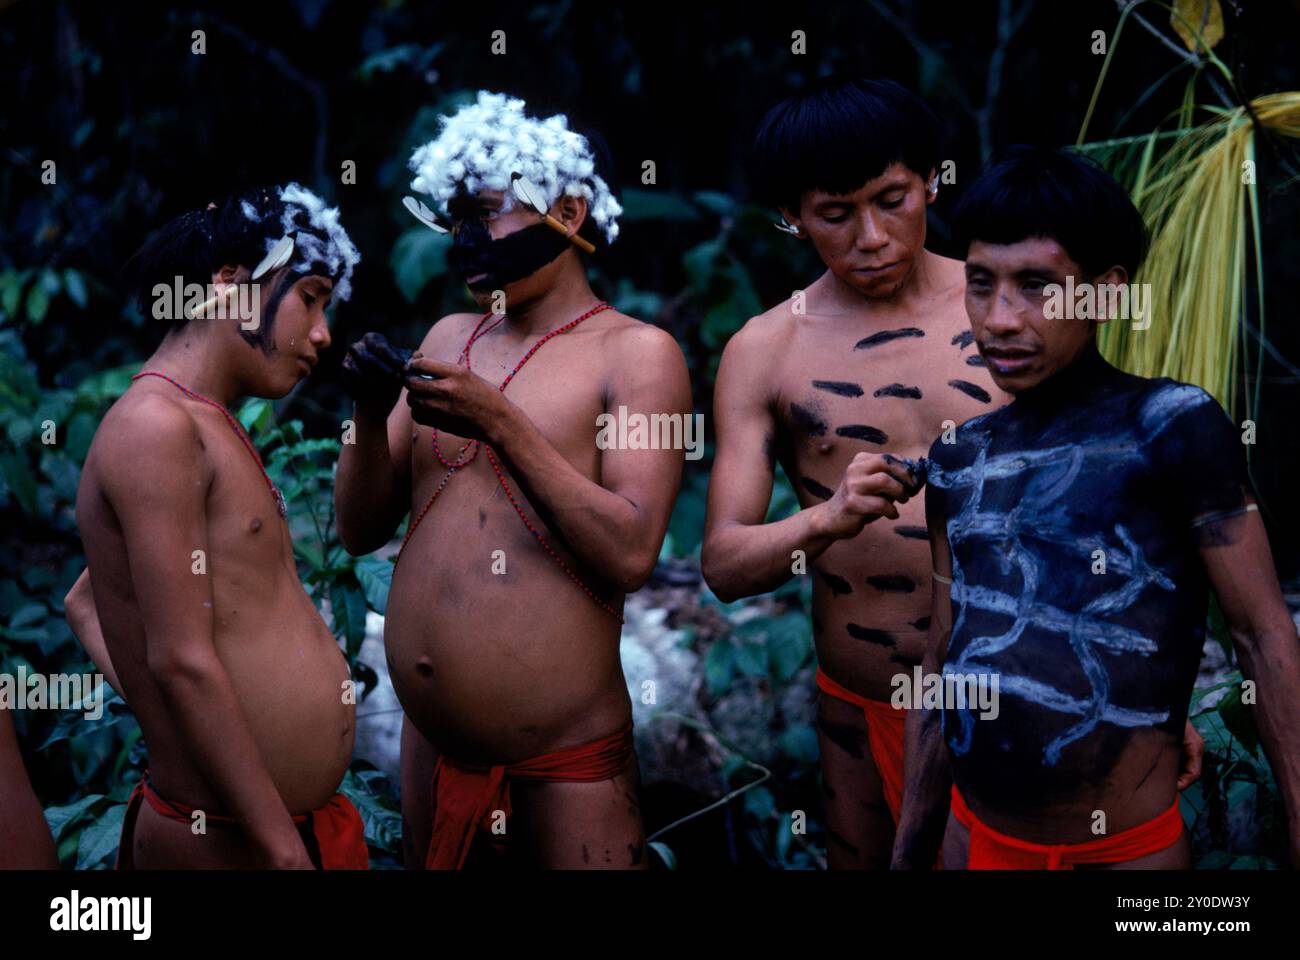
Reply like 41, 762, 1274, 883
773, 216, 801, 236
403, 196, 452, 234
187, 235, 296, 320
510, 173, 596, 254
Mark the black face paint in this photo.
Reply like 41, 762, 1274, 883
812, 379, 864, 397
846, 623, 896, 646
816, 567, 853, 595
835, 424, 889, 444
873, 383, 923, 399
449, 217, 571, 290
854, 327, 925, 350
801, 476, 835, 500
948, 379, 992, 403
240, 269, 296, 354
867, 575, 915, 593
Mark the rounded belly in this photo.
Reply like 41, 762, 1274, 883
214, 597, 355, 813
384, 536, 626, 764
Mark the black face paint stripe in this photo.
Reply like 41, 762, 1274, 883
835, 424, 888, 444
846, 623, 896, 646
816, 567, 853, 595
812, 380, 863, 397
948, 379, 992, 403
951, 330, 975, 349
873, 383, 923, 399
894, 525, 929, 540
867, 575, 915, 593
789, 402, 828, 437
854, 327, 925, 350
801, 476, 835, 500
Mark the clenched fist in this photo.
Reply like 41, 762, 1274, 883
341, 332, 413, 420
817, 452, 926, 541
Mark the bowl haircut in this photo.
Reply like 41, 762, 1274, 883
750, 76, 942, 215
951, 145, 1147, 279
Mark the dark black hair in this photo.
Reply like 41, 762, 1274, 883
125, 185, 335, 350
951, 145, 1148, 278
751, 76, 941, 215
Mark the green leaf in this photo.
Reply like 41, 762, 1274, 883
0, 449, 39, 514
45, 793, 106, 841
62, 268, 89, 308
330, 577, 368, 656
25, 283, 50, 325
703, 638, 736, 697
77, 802, 126, 869
338, 768, 400, 859
355, 555, 393, 614
778, 723, 819, 763
734, 639, 768, 677
390, 227, 450, 303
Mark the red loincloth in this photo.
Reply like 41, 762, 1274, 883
116, 771, 369, 870
951, 784, 1185, 869
816, 667, 908, 822
426, 722, 635, 869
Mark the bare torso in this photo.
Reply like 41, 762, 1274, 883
385, 311, 635, 765
78, 383, 354, 827
767, 258, 1003, 699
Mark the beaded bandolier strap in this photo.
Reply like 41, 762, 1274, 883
398, 301, 623, 623
131, 371, 287, 518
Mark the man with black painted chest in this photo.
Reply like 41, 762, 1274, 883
702, 78, 1007, 868
892, 146, 1300, 869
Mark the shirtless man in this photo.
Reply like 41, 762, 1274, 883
703, 79, 1204, 869
892, 146, 1300, 869
67, 184, 369, 869
335, 92, 689, 869
702, 78, 1002, 868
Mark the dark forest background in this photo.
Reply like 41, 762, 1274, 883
3, 0, 1298, 868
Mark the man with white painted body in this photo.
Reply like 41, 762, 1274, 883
892, 147, 1300, 869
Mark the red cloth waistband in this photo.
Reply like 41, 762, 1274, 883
117, 772, 369, 870
816, 667, 908, 823
950, 784, 1185, 869
426, 722, 635, 869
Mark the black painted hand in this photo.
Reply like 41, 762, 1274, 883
341, 332, 413, 419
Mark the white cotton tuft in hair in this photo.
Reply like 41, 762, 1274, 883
408, 91, 623, 245
241, 200, 262, 222
274, 183, 361, 301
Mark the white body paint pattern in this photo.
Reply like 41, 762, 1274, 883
927, 383, 1219, 767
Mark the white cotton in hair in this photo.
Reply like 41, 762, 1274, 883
407, 90, 623, 245
241, 200, 262, 222
273, 183, 361, 301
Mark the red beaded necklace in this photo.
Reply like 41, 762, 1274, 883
398, 301, 623, 623
131, 371, 287, 518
